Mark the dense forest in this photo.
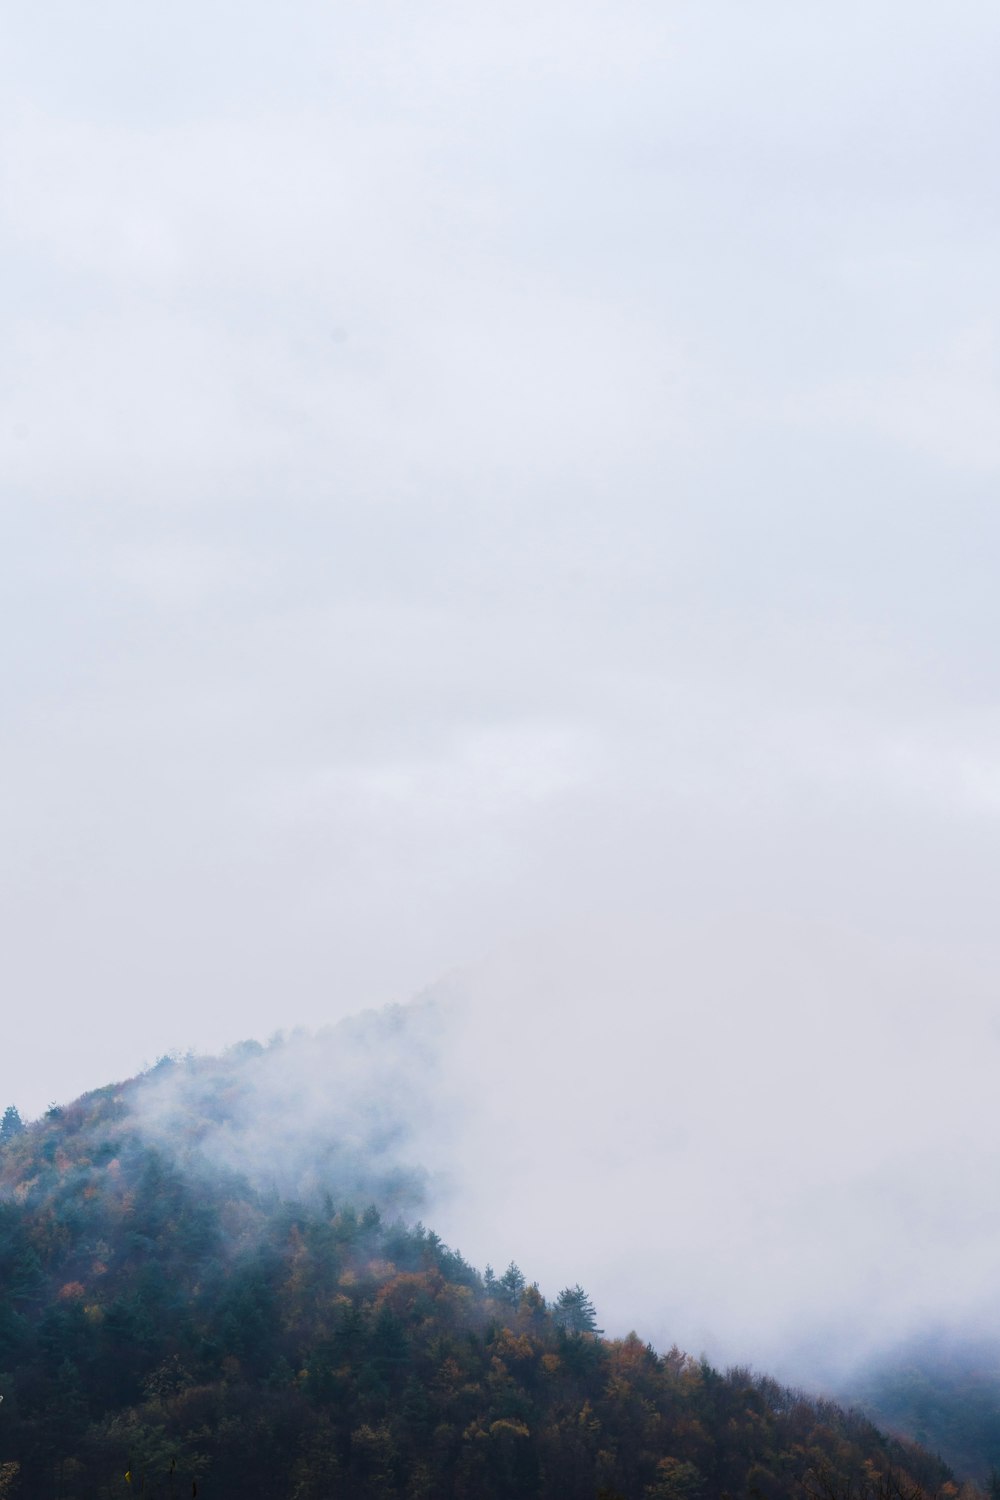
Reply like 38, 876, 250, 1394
0, 1047, 978, 1500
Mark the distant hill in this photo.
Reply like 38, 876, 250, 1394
838, 1337, 1000, 1487
0, 1024, 971, 1500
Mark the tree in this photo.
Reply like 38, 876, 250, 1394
0, 1106, 24, 1142
554, 1285, 601, 1334
648, 1457, 704, 1499
497, 1262, 526, 1306
803, 1459, 931, 1500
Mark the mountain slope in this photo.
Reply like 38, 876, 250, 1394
0, 1043, 969, 1500
838, 1337, 1000, 1487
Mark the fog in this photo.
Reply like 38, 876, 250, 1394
120, 922, 1000, 1385
3, 0, 1000, 1386
440, 920, 1000, 1381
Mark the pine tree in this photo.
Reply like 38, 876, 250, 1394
554, 1284, 601, 1334
0, 1105, 25, 1142
497, 1261, 526, 1305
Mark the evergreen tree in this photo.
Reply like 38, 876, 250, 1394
497, 1261, 526, 1305
0, 1105, 24, 1142
554, 1283, 601, 1334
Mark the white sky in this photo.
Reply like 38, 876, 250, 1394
3, 0, 1000, 1374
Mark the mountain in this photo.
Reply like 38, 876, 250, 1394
0, 1025, 972, 1500
837, 1337, 1000, 1488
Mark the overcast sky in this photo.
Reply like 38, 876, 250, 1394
3, 0, 1000, 1373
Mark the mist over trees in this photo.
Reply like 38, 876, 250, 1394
0, 1040, 977, 1500
123, 1004, 451, 1215
838, 1335, 1000, 1487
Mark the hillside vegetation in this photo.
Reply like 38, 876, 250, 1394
0, 1046, 972, 1500
840, 1338, 1000, 1488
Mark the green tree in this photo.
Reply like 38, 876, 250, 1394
497, 1262, 526, 1306
0, 1106, 24, 1142
554, 1285, 601, 1334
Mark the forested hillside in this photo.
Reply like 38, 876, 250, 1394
0, 1051, 972, 1500
840, 1337, 1000, 1488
